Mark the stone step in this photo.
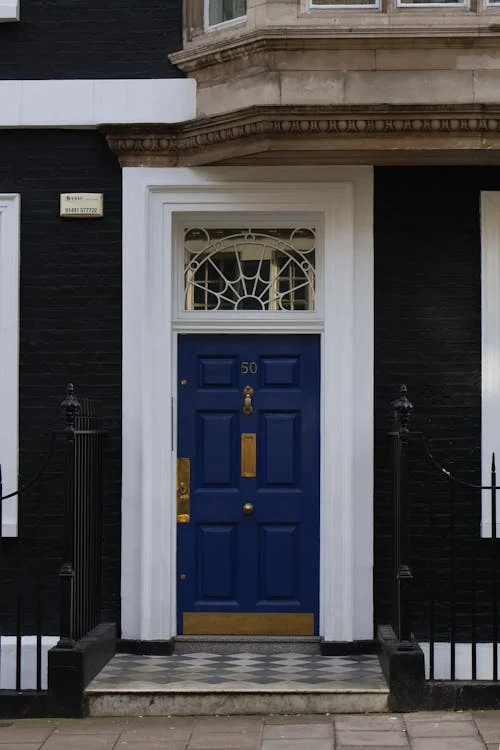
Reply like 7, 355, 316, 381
85, 652, 389, 717
173, 636, 322, 654
86, 687, 389, 717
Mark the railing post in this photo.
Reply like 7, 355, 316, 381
391, 384, 414, 647
57, 383, 80, 648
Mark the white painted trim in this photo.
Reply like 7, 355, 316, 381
0, 79, 196, 128
0, 0, 19, 21
0, 194, 20, 537
481, 191, 500, 538
419, 642, 500, 679
122, 166, 373, 642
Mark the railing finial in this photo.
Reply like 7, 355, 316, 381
61, 383, 81, 432
392, 383, 413, 434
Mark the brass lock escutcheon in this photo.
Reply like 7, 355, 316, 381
177, 457, 190, 523
243, 386, 254, 415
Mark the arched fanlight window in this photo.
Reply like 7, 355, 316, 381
184, 227, 316, 311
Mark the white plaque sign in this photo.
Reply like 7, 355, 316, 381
60, 193, 103, 218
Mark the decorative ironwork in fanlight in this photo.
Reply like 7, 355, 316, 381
184, 227, 316, 312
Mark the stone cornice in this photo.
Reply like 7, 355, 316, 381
103, 104, 500, 167
170, 26, 500, 73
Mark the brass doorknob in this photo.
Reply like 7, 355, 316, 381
242, 502, 254, 515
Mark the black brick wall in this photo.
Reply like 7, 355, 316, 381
0, 0, 184, 79
0, 130, 122, 634
374, 165, 500, 641
2, 154, 499, 640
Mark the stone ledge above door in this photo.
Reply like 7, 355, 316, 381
103, 103, 500, 167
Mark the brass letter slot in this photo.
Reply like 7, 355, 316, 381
241, 433, 256, 478
177, 457, 190, 523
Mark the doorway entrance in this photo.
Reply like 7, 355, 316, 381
176, 334, 320, 635
121, 170, 373, 644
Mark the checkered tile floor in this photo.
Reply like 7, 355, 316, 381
87, 653, 387, 692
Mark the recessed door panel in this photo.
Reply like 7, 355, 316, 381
198, 413, 236, 486
258, 524, 298, 601
197, 525, 236, 601
199, 357, 238, 388
177, 334, 320, 635
261, 412, 298, 486
261, 358, 299, 387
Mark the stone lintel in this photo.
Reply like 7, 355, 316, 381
103, 104, 500, 168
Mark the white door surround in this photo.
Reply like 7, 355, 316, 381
121, 166, 374, 642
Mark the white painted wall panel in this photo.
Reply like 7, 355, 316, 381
420, 642, 500, 680
480, 191, 500, 537
0, 195, 20, 537
0, 0, 19, 21
0, 79, 196, 127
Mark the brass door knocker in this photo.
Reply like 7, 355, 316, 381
243, 386, 254, 415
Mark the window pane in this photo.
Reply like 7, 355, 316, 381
184, 227, 316, 312
311, 0, 378, 5
209, 0, 246, 26
397, 0, 464, 4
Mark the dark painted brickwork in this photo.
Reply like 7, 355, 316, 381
2, 155, 498, 641
0, 0, 184, 79
0, 130, 122, 634
374, 166, 500, 641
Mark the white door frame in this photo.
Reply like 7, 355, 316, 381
121, 166, 374, 643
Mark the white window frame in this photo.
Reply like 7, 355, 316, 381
0, 0, 19, 21
205, 0, 247, 30
0, 195, 20, 537
481, 191, 500, 538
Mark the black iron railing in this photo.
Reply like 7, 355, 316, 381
0, 436, 55, 691
0, 384, 105, 693
390, 385, 500, 680
390, 385, 414, 647
58, 385, 104, 646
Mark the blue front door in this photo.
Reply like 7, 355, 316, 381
177, 335, 320, 635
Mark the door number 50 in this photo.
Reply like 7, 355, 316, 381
241, 361, 258, 375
